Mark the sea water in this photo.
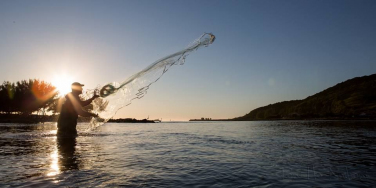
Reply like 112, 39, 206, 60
0, 121, 375, 187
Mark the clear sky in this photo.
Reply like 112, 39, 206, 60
1, 0, 375, 120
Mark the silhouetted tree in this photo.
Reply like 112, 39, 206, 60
0, 79, 58, 116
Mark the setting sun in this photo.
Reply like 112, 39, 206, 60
52, 74, 74, 96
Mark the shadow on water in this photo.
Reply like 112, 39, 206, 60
57, 136, 79, 171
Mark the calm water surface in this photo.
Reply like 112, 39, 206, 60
0, 121, 375, 187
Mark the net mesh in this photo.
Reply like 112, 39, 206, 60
83, 33, 215, 129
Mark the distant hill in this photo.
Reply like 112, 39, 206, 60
233, 74, 376, 120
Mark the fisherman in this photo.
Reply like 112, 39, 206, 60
57, 82, 99, 136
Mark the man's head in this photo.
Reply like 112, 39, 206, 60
71, 82, 84, 95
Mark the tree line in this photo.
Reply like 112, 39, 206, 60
0, 79, 58, 115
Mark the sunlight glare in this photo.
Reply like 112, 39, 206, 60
47, 140, 60, 177
53, 74, 73, 96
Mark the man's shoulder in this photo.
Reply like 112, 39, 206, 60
65, 92, 80, 101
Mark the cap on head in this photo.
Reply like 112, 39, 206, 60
71, 82, 84, 91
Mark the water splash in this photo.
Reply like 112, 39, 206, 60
84, 33, 216, 129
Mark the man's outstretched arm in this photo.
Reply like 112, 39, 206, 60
80, 98, 94, 107
67, 94, 99, 117
80, 94, 100, 107
76, 108, 98, 117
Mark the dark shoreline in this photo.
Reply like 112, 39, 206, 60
0, 114, 157, 124
190, 117, 375, 122
108, 118, 155, 123
1, 114, 375, 124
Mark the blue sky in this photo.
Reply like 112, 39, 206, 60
1, 0, 375, 120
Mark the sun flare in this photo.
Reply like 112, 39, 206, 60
52, 74, 74, 96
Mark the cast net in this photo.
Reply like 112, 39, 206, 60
84, 33, 215, 129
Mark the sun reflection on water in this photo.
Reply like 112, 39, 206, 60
47, 138, 60, 177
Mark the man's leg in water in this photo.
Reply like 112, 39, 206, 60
57, 118, 78, 137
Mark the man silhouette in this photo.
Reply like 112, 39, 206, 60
57, 82, 99, 136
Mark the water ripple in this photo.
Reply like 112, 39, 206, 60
0, 121, 375, 187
